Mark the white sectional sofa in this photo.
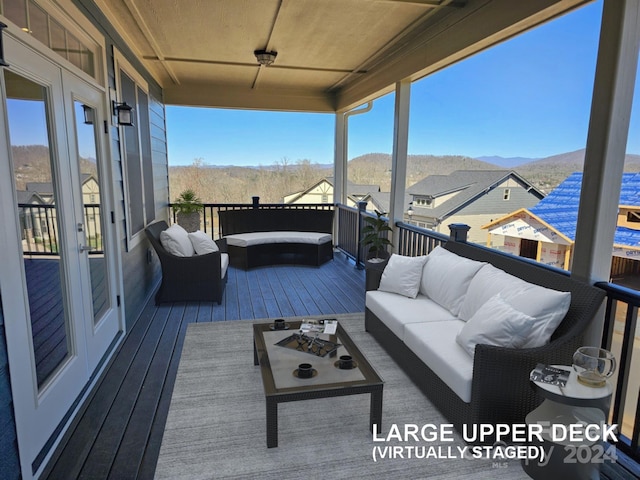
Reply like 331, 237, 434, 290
365, 240, 605, 436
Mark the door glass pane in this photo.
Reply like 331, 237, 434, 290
4, 69, 71, 388
73, 101, 109, 323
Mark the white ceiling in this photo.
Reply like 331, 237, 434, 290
93, 0, 592, 112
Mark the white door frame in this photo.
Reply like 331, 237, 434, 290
0, 35, 123, 479
61, 70, 122, 372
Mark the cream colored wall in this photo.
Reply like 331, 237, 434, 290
437, 213, 497, 244
284, 181, 333, 204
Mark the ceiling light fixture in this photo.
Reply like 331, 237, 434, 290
254, 49, 277, 66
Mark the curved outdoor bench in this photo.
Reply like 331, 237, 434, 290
218, 208, 334, 269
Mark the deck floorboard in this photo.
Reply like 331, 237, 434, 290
42, 254, 365, 479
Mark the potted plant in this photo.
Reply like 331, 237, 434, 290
361, 210, 393, 270
173, 188, 203, 232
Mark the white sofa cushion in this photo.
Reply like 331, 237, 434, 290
456, 294, 535, 358
221, 253, 229, 279
420, 246, 485, 316
379, 254, 428, 298
458, 263, 571, 348
188, 230, 219, 255
366, 290, 457, 341
160, 224, 195, 257
225, 231, 331, 247
404, 320, 473, 403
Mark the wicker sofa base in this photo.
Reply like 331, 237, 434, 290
364, 240, 606, 443
228, 240, 333, 269
365, 308, 474, 434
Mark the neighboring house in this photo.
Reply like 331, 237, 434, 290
483, 172, 640, 275
357, 190, 413, 216
284, 177, 380, 207
405, 170, 544, 244
16, 190, 49, 241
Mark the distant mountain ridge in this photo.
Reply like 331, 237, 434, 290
476, 155, 537, 168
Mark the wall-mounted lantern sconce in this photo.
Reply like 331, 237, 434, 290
112, 101, 134, 126
82, 104, 94, 125
407, 202, 414, 218
0, 22, 9, 67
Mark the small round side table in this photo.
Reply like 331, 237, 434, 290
522, 365, 613, 480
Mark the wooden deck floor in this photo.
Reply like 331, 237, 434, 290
42, 253, 365, 479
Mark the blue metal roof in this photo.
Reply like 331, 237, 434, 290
529, 172, 640, 247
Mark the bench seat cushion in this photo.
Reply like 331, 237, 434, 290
365, 290, 457, 341
225, 231, 332, 247
404, 320, 473, 403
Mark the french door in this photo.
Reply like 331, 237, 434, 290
0, 37, 121, 478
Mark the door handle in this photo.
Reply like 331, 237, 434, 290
79, 244, 95, 252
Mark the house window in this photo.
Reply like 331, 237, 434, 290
415, 197, 433, 208
117, 55, 155, 245
2, 0, 97, 78
503, 188, 511, 200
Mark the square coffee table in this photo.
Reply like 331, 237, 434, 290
253, 319, 384, 448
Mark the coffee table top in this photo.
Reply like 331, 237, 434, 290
253, 320, 383, 397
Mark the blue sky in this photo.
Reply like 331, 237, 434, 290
166, 0, 636, 167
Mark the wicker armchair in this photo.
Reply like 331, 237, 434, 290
145, 221, 227, 304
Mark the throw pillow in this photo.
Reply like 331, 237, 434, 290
458, 263, 571, 347
159, 224, 195, 257
420, 246, 486, 316
378, 254, 428, 298
188, 230, 219, 255
456, 294, 535, 358
504, 283, 571, 348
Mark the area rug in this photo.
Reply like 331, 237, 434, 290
155, 314, 529, 479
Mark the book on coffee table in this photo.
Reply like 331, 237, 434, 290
530, 363, 571, 387
299, 319, 337, 335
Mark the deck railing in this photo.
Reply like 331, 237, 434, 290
19, 203, 103, 255
596, 281, 640, 464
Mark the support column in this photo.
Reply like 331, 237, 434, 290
572, 0, 640, 345
389, 79, 411, 253
333, 112, 347, 206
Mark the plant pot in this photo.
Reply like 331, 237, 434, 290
176, 212, 201, 232
365, 250, 390, 270
365, 256, 389, 271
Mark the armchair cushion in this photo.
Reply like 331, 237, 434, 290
189, 230, 219, 255
160, 224, 195, 257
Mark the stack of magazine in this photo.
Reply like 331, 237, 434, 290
530, 364, 571, 387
